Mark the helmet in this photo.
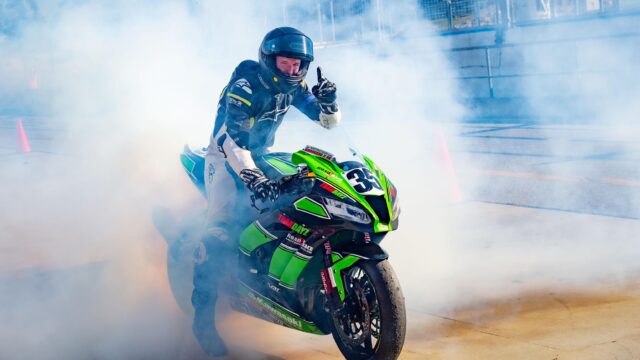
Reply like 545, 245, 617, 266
259, 27, 314, 93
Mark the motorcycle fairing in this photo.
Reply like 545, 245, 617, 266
290, 149, 396, 233
235, 281, 327, 335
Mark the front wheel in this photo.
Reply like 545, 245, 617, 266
331, 260, 406, 360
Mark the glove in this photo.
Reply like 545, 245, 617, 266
239, 168, 279, 202
312, 67, 338, 114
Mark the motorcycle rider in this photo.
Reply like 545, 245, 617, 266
192, 27, 341, 356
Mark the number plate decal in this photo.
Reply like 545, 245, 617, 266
342, 168, 385, 196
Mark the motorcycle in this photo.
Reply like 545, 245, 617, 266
154, 144, 405, 359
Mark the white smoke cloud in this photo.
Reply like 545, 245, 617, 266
3, 0, 638, 358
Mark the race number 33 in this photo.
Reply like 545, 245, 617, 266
344, 168, 384, 196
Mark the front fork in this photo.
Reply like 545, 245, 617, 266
320, 240, 360, 314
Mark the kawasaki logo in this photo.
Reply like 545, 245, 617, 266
253, 294, 302, 329
279, 214, 310, 236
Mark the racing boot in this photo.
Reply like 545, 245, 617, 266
191, 232, 228, 357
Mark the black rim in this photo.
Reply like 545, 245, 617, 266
333, 265, 381, 356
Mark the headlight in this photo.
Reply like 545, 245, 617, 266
323, 198, 371, 224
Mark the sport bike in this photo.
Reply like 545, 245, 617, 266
154, 144, 405, 359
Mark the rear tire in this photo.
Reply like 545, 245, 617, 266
331, 260, 406, 360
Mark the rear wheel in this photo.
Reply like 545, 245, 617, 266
331, 260, 406, 360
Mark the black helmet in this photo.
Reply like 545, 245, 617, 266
259, 27, 314, 93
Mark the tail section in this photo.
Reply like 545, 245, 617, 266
180, 145, 207, 196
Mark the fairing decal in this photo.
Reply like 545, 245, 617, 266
238, 282, 326, 335
294, 196, 330, 219
239, 221, 277, 255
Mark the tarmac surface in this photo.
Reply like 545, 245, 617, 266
209, 284, 640, 359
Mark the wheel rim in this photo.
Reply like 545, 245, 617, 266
333, 265, 381, 355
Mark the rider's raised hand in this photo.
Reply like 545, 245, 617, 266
312, 67, 337, 106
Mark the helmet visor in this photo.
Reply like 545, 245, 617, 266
262, 34, 314, 61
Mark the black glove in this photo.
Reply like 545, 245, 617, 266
239, 168, 279, 202
312, 67, 338, 114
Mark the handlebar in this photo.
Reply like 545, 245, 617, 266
250, 166, 316, 213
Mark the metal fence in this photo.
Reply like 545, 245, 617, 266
272, 0, 640, 40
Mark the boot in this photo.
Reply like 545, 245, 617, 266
191, 238, 228, 357
192, 304, 228, 357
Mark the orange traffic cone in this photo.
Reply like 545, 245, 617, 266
436, 126, 463, 203
17, 119, 31, 153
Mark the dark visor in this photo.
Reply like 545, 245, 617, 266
262, 34, 314, 61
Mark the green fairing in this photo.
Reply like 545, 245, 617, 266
268, 246, 294, 279
239, 282, 326, 334
279, 255, 310, 288
294, 197, 329, 218
180, 154, 195, 173
239, 222, 276, 254
265, 157, 298, 175
291, 150, 394, 233
331, 254, 360, 301
362, 155, 395, 231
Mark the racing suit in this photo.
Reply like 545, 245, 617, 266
191, 59, 340, 356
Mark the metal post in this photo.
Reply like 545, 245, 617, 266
473, 0, 480, 27
330, 0, 336, 42
376, 0, 383, 40
485, 47, 495, 98
317, 1, 324, 42
448, 1, 454, 30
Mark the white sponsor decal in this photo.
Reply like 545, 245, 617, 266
228, 97, 243, 107
286, 232, 304, 245
235, 78, 252, 94
300, 242, 313, 253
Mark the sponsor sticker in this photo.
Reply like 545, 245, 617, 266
303, 146, 335, 161
279, 214, 310, 236
286, 232, 305, 245
300, 242, 313, 253
320, 269, 332, 294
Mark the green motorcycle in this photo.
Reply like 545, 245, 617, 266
157, 144, 405, 359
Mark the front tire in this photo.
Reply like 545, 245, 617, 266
331, 260, 406, 360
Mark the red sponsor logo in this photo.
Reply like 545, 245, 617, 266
279, 214, 295, 228
279, 213, 311, 236
320, 269, 333, 294
320, 182, 336, 193
324, 241, 332, 254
